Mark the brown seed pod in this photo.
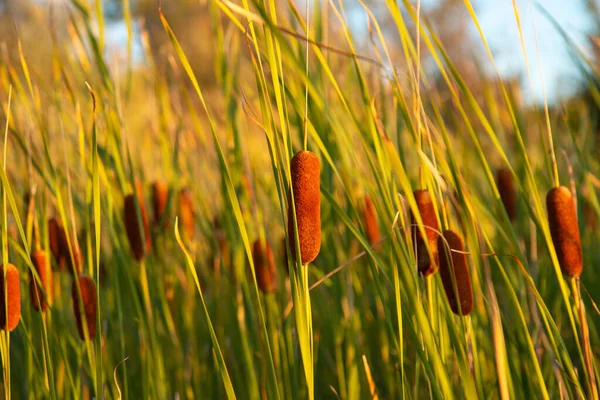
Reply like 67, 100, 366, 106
437, 230, 473, 316
287, 151, 321, 264
361, 196, 381, 247
48, 217, 68, 270
412, 190, 440, 277
152, 181, 169, 228
124, 188, 152, 262
496, 168, 517, 222
30, 250, 53, 312
0, 263, 21, 331
546, 186, 583, 278
179, 189, 195, 239
72, 275, 97, 340
252, 239, 277, 294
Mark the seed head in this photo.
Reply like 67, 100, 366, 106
287, 151, 321, 264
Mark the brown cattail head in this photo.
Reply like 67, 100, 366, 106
252, 239, 277, 294
496, 168, 517, 222
30, 250, 53, 312
124, 187, 152, 262
179, 189, 195, 239
411, 190, 440, 277
287, 151, 321, 265
361, 196, 381, 247
437, 230, 473, 316
546, 186, 583, 278
48, 217, 68, 270
0, 264, 21, 331
152, 181, 169, 228
72, 275, 97, 340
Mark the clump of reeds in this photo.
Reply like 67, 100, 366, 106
0, 263, 21, 331
30, 250, 52, 312
124, 184, 152, 261
152, 180, 169, 228
287, 151, 321, 264
546, 186, 583, 277
361, 196, 381, 247
72, 274, 97, 340
252, 239, 277, 294
496, 168, 517, 222
179, 188, 195, 239
437, 230, 473, 316
412, 190, 440, 277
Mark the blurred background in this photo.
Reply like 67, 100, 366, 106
1, 0, 598, 104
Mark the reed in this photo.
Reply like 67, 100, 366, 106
0, 263, 21, 331
72, 274, 97, 340
437, 230, 473, 316
48, 217, 68, 270
252, 239, 277, 294
287, 151, 321, 265
412, 190, 440, 277
152, 181, 169, 228
496, 168, 517, 222
30, 250, 52, 312
361, 196, 381, 247
546, 186, 583, 278
124, 186, 152, 261
179, 188, 195, 239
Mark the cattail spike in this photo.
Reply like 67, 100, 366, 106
288, 151, 321, 265
252, 239, 277, 294
72, 275, 97, 340
438, 230, 473, 316
546, 186, 583, 278
179, 188, 195, 240
152, 181, 169, 228
0, 263, 21, 331
412, 190, 440, 277
496, 168, 517, 222
30, 250, 52, 312
361, 196, 381, 247
124, 184, 152, 261
48, 217, 68, 270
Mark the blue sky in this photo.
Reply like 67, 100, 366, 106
476, 0, 594, 104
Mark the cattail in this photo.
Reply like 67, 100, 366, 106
30, 250, 52, 312
124, 185, 152, 261
152, 181, 169, 227
546, 186, 583, 278
287, 151, 321, 264
412, 190, 440, 277
361, 196, 381, 247
72, 275, 97, 340
0, 264, 21, 331
252, 239, 277, 294
438, 230, 473, 316
496, 168, 517, 222
179, 188, 195, 239
48, 217, 68, 269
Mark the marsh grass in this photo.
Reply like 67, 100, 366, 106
0, 0, 597, 398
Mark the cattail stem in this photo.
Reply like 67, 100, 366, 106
571, 278, 598, 400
